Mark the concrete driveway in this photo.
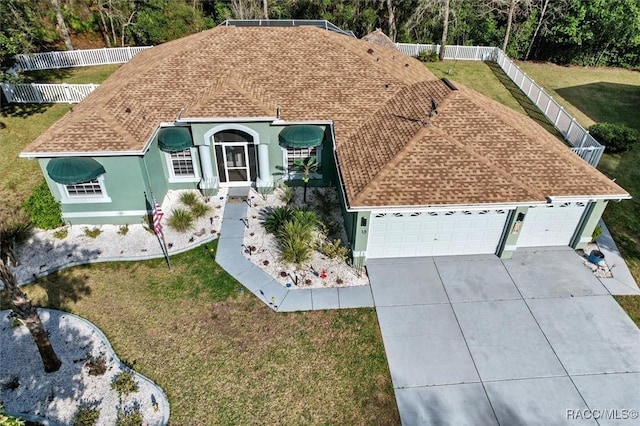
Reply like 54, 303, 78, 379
368, 247, 640, 426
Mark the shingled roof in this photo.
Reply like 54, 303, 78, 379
22, 25, 628, 207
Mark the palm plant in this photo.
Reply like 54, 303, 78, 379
292, 156, 320, 203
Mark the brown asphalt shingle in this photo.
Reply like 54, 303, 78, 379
22, 25, 628, 207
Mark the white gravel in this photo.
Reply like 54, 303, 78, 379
0, 309, 168, 425
9, 189, 228, 285
243, 187, 370, 289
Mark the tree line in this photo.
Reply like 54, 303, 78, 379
1, 0, 639, 72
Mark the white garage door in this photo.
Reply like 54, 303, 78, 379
367, 209, 510, 258
517, 202, 587, 247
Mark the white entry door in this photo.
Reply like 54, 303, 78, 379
517, 202, 587, 247
367, 209, 510, 258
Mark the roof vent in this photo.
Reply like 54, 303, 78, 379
441, 78, 458, 91
429, 98, 439, 118
367, 48, 374, 55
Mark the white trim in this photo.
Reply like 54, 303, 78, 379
21, 150, 146, 158
547, 195, 631, 202
62, 209, 148, 219
178, 116, 277, 124
351, 203, 539, 213
272, 120, 333, 125
203, 123, 260, 146
216, 142, 251, 187
58, 175, 111, 204
503, 245, 517, 251
164, 147, 201, 183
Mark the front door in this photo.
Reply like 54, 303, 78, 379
215, 143, 253, 186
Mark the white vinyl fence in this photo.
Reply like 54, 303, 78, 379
13, 46, 151, 71
0, 82, 98, 103
398, 43, 604, 166
395, 43, 497, 61
493, 50, 604, 166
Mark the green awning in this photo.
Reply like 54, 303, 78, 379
46, 157, 106, 185
278, 125, 324, 149
157, 127, 192, 152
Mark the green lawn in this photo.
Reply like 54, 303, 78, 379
517, 62, 640, 130
1, 244, 398, 424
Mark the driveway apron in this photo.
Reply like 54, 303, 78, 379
369, 248, 640, 426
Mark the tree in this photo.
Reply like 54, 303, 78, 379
0, 0, 44, 73
292, 156, 320, 203
50, 0, 74, 50
385, 0, 397, 41
524, 0, 549, 59
486, 0, 532, 52
439, 0, 450, 60
0, 256, 62, 373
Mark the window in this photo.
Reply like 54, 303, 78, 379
284, 146, 322, 179
165, 148, 200, 182
66, 179, 102, 197
58, 176, 111, 204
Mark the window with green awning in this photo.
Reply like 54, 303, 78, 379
278, 125, 324, 148
157, 127, 193, 152
46, 157, 106, 185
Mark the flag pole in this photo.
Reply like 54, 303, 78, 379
146, 190, 172, 271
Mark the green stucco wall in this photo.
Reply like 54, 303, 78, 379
495, 207, 525, 259
572, 200, 609, 249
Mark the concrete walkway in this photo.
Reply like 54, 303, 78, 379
596, 219, 640, 295
215, 200, 374, 312
369, 248, 640, 426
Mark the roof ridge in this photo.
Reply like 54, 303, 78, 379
349, 80, 454, 205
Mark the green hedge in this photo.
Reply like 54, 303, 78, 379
22, 180, 64, 230
589, 123, 640, 154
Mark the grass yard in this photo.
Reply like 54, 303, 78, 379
517, 62, 640, 130
0, 65, 121, 221
0, 244, 399, 424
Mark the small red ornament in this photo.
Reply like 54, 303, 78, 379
320, 269, 327, 279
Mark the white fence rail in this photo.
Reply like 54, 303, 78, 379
396, 43, 496, 61
398, 43, 604, 166
493, 50, 604, 166
2, 43, 604, 166
13, 46, 152, 71
0, 82, 98, 103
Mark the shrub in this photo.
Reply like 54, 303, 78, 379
319, 238, 349, 261
189, 201, 211, 219
115, 405, 143, 426
417, 50, 439, 62
292, 209, 319, 232
179, 191, 199, 207
117, 224, 129, 236
86, 355, 107, 376
22, 181, 63, 230
589, 123, 640, 153
168, 208, 194, 232
263, 206, 295, 234
53, 228, 68, 239
0, 218, 32, 245
111, 371, 139, 397
74, 406, 100, 426
277, 220, 314, 265
280, 186, 294, 204
83, 227, 102, 238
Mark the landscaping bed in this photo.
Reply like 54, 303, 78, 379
243, 186, 369, 289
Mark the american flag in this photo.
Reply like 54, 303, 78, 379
152, 198, 164, 235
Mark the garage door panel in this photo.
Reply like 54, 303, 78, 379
368, 210, 510, 258
517, 202, 587, 248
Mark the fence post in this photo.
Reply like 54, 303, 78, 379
506, 61, 512, 76
455, 45, 459, 60
567, 118, 576, 140
127, 46, 133, 60
580, 131, 589, 148
415, 44, 419, 57
554, 106, 564, 127
475, 46, 480, 59
103, 48, 109, 64
535, 87, 542, 106
33, 83, 44, 103
63, 83, 72, 103
544, 96, 553, 115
